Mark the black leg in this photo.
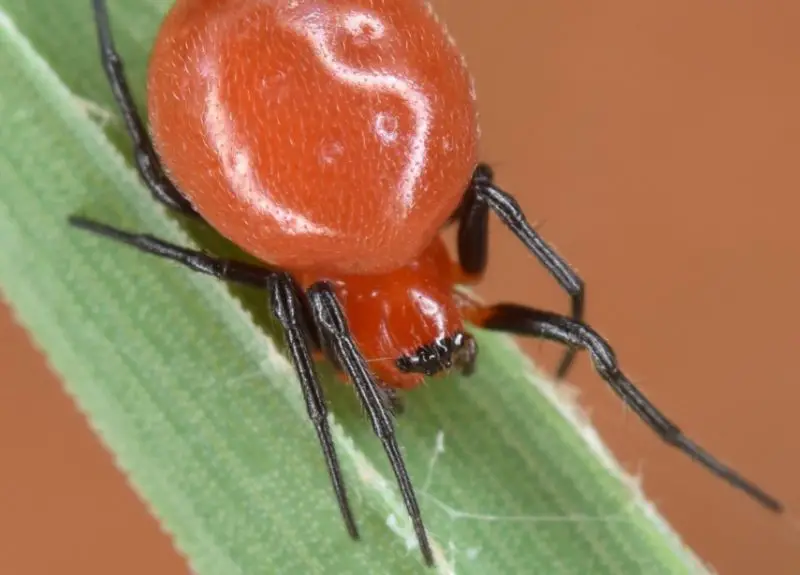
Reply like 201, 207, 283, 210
269, 274, 360, 539
69, 215, 363, 540
465, 164, 585, 380
455, 164, 492, 278
92, 0, 201, 218
478, 303, 783, 513
308, 283, 434, 567
69, 216, 271, 285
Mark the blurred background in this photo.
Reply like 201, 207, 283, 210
1, 1, 798, 573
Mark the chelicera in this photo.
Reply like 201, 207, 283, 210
71, 0, 782, 566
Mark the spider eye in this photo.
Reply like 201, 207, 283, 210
395, 333, 475, 376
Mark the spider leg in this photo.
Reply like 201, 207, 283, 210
92, 0, 202, 219
459, 163, 585, 381
308, 283, 434, 566
69, 216, 271, 284
453, 164, 492, 283
68, 216, 361, 539
468, 301, 783, 512
270, 274, 360, 539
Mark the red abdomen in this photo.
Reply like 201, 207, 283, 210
147, 0, 479, 275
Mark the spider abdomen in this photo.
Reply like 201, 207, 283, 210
147, 0, 479, 275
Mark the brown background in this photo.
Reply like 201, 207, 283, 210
1, 1, 799, 574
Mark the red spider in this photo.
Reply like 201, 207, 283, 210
70, 0, 782, 566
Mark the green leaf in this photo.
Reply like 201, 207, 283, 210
0, 2, 709, 573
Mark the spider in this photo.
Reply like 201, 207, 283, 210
70, 0, 782, 566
